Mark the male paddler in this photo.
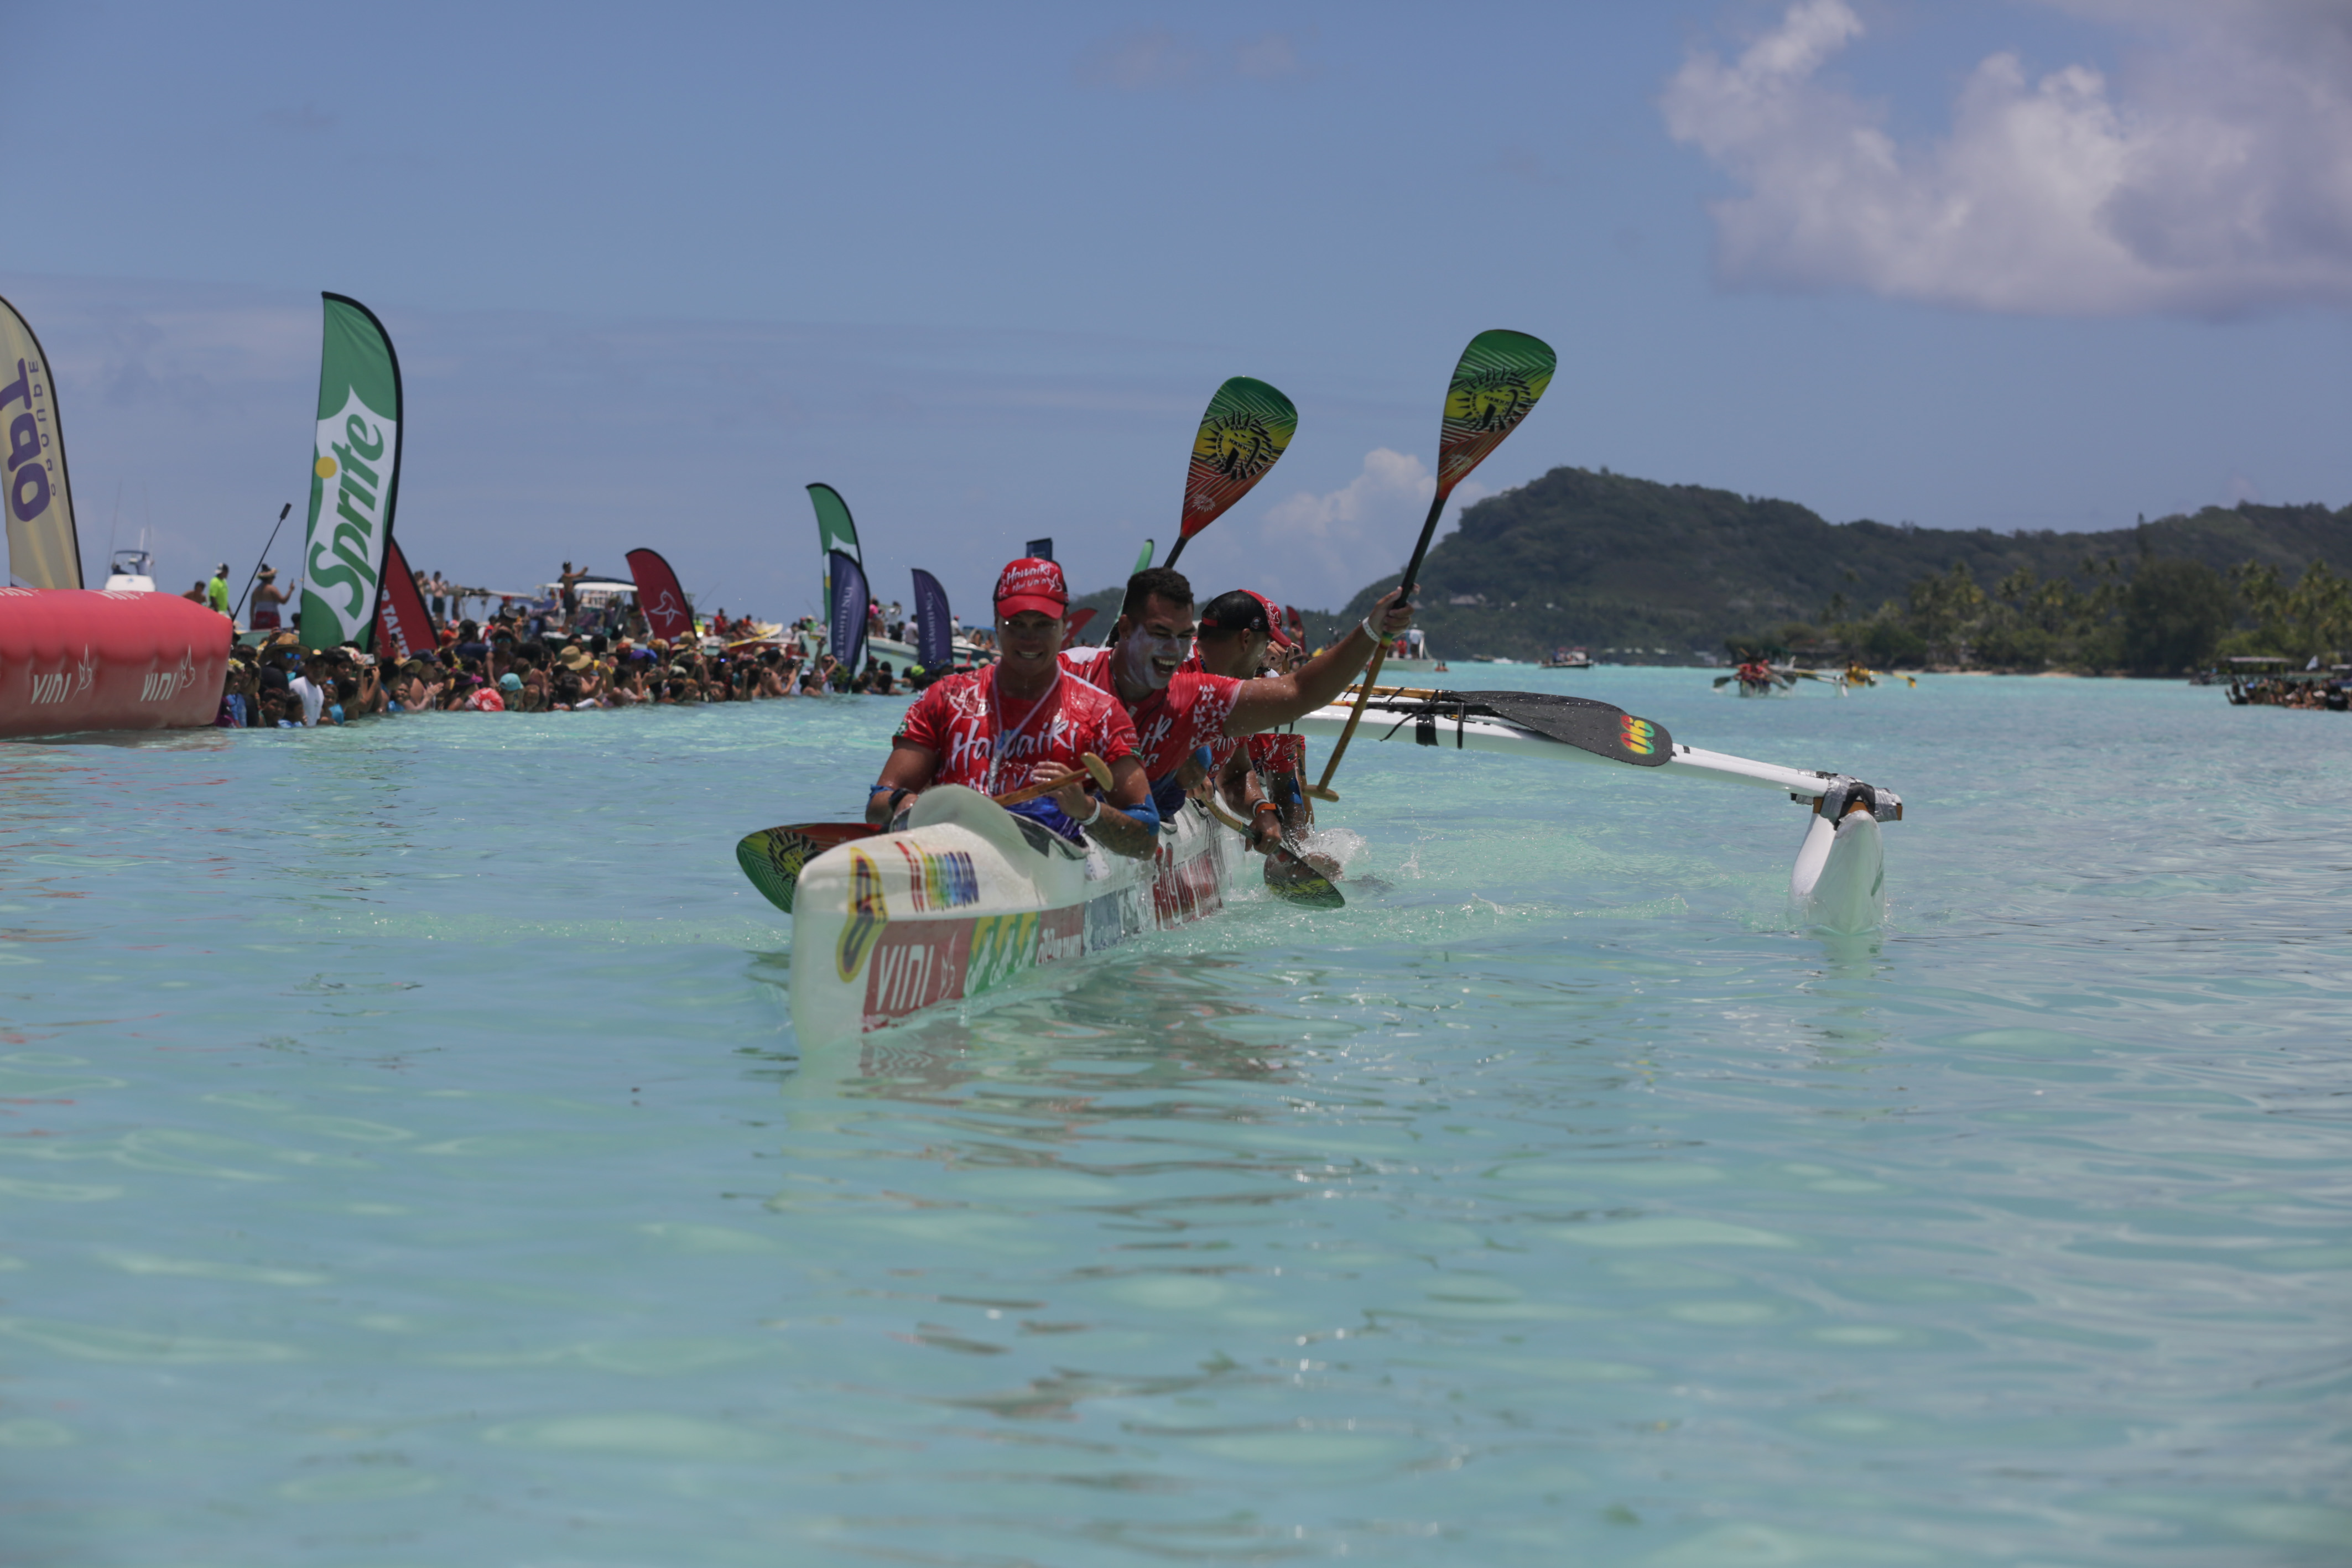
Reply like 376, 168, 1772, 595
869, 558, 1161, 860
1191, 589, 1315, 853
1060, 565, 1411, 820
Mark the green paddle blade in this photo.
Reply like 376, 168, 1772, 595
1182, 377, 1298, 540
736, 822, 878, 914
1437, 330, 1556, 496
1133, 538, 1156, 572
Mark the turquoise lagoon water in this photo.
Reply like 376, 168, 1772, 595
1, 670, 2345, 1566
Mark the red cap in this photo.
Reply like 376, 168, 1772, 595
1243, 590, 1294, 648
993, 557, 1068, 618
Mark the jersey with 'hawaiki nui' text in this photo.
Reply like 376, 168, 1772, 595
895, 667, 1136, 795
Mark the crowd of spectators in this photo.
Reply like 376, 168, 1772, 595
219, 618, 943, 729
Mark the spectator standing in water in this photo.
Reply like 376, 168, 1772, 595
249, 566, 291, 631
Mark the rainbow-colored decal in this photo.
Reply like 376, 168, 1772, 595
1437, 330, 1557, 492
1182, 377, 1298, 535
892, 841, 980, 913
1619, 714, 1658, 757
836, 848, 889, 982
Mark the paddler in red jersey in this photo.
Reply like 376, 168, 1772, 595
1062, 565, 1412, 822
1191, 589, 1315, 853
868, 558, 1161, 859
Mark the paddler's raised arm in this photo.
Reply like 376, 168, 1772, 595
1224, 587, 1413, 736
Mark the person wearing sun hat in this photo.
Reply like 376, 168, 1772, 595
867, 556, 1158, 856
249, 565, 290, 630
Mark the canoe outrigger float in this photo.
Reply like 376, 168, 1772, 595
743, 683, 1902, 1045
1285, 684, 1901, 935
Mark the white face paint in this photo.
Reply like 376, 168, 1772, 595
1120, 631, 1190, 691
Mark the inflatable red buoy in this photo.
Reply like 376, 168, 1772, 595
0, 589, 231, 739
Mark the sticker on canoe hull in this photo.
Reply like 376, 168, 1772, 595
836, 848, 889, 982
862, 920, 972, 1029
965, 913, 1041, 997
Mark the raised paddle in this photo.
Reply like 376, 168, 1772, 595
736, 754, 1116, 913
1159, 378, 1298, 570
1310, 330, 1556, 801
1102, 381, 1292, 643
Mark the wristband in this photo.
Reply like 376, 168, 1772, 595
1360, 613, 1382, 642
1078, 795, 1102, 826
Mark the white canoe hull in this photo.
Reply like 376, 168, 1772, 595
788, 785, 1243, 1044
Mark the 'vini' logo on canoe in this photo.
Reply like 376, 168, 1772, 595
836, 849, 889, 982
862, 920, 972, 1029
1619, 715, 1658, 756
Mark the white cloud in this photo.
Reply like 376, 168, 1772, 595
1659, 0, 2352, 315
1256, 449, 1489, 595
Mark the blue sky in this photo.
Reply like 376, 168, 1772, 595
5, 0, 2348, 618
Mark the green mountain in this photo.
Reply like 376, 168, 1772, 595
1317, 467, 2352, 662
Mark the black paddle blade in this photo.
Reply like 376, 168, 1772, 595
1264, 849, 1344, 909
736, 822, 879, 914
1446, 690, 1672, 768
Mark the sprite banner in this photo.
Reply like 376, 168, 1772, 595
806, 483, 861, 565
0, 294, 83, 590
300, 294, 403, 650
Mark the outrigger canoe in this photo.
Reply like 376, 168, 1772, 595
1286, 686, 1902, 934
747, 685, 1904, 1044
766, 786, 1242, 1045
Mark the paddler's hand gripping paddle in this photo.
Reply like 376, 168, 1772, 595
1309, 330, 1556, 801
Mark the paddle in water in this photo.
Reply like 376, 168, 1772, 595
1198, 793, 1344, 909
1311, 330, 1556, 801
737, 754, 1116, 914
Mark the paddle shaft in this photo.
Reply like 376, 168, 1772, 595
232, 503, 293, 619
1309, 486, 1446, 799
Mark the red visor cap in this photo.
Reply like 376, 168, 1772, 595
1197, 589, 1292, 648
1242, 590, 1294, 648
993, 558, 1069, 619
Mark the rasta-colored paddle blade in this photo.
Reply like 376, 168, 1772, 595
1436, 330, 1555, 496
1264, 849, 1344, 909
1181, 378, 1298, 541
736, 822, 878, 914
